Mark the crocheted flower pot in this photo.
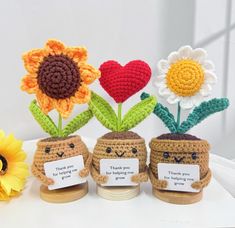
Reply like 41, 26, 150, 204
32, 135, 92, 203
91, 131, 148, 200
149, 133, 211, 204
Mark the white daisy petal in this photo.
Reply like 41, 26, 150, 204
200, 84, 212, 96
202, 60, 215, 71
191, 48, 207, 63
205, 71, 217, 84
158, 86, 171, 96
180, 97, 194, 109
167, 94, 181, 104
157, 59, 169, 74
178, 45, 192, 59
168, 51, 180, 64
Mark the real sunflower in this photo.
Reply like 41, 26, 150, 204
154, 46, 217, 109
0, 130, 29, 200
21, 39, 100, 118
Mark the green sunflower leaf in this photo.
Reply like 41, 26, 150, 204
29, 100, 58, 137
120, 95, 157, 131
88, 91, 118, 131
62, 109, 93, 137
141, 92, 178, 133
177, 98, 229, 134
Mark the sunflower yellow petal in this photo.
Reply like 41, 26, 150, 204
1, 175, 24, 192
79, 63, 101, 84
45, 39, 65, 55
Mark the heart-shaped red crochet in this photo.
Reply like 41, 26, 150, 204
99, 60, 151, 103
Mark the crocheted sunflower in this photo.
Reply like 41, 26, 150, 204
21, 39, 100, 118
20, 39, 100, 137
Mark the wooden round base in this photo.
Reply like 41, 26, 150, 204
97, 185, 140, 201
40, 182, 88, 203
152, 188, 203, 204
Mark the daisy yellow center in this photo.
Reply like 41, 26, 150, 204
166, 59, 205, 97
0, 155, 8, 175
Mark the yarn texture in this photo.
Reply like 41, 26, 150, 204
32, 136, 92, 186
21, 39, 100, 118
99, 60, 151, 103
149, 134, 211, 190
91, 132, 148, 184
89, 91, 156, 132
141, 92, 229, 134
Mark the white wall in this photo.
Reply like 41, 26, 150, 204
0, 0, 234, 158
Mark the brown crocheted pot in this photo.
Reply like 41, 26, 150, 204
149, 133, 210, 180
32, 135, 89, 182
92, 131, 147, 173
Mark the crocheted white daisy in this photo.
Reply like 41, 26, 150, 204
154, 45, 217, 109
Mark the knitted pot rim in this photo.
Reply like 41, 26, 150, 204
97, 137, 145, 145
150, 137, 210, 153
37, 135, 81, 146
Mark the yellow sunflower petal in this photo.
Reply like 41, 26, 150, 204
21, 75, 38, 94
22, 49, 48, 74
79, 63, 101, 84
4, 135, 22, 156
72, 83, 91, 104
9, 162, 28, 170
0, 161, 2, 171
5, 150, 26, 163
7, 164, 29, 180
0, 188, 10, 201
0, 177, 12, 195
65, 47, 88, 63
36, 90, 54, 114
1, 175, 24, 192
0, 130, 5, 138
45, 39, 65, 55
54, 98, 74, 118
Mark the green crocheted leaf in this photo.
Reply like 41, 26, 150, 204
178, 98, 230, 134
62, 109, 93, 137
141, 92, 178, 133
120, 95, 157, 131
29, 100, 58, 137
88, 91, 118, 131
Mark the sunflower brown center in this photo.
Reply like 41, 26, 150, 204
0, 155, 8, 175
37, 54, 80, 99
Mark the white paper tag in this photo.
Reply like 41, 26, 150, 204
100, 158, 139, 186
157, 163, 200, 193
44, 155, 86, 190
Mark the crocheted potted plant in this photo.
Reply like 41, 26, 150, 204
89, 60, 157, 200
141, 46, 229, 204
20, 39, 100, 202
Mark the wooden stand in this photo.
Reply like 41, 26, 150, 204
152, 187, 203, 204
40, 182, 88, 203
97, 185, 140, 201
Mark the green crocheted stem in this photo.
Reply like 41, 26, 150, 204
58, 113, 63, 137
62, 109, 93, 137
120, 95, 157, 131
177, 98, 230, 134
88, 91, 118, 131
141, 92, 177, 133
29, 100, 59, 137
117, 103, 122, 132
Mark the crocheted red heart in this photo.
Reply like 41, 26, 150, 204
99, 60, 151, 103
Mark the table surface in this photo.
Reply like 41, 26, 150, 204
1, 139, 235, 228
